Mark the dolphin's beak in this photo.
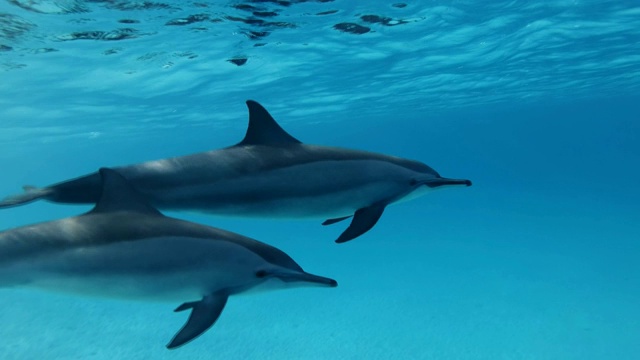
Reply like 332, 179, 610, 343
297, 272, 338, 287
424, 177, 472, 188
278, 270, 338, 287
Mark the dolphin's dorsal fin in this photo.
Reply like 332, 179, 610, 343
237, 100, 302, 146
88, 168, 163, 216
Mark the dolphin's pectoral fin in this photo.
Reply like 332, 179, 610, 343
167, 293, 229, 349
322, 215, 353, 226
335, 205, 386, 243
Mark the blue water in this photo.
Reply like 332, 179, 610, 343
1, 1, 639, 359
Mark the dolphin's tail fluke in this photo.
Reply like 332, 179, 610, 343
0, 186, 53, 209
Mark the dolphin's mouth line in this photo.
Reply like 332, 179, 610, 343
424, 178, 473, 188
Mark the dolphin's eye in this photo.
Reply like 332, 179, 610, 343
409, 178, 418, 186
255, 270, 268, 278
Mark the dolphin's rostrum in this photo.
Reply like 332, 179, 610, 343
0, 168, 337, 349
0, 101, 472, 242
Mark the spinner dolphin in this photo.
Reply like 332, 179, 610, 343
0, 101, 471, 242
0, 168, 337, 349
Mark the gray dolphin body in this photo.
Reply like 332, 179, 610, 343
0, 168, 336, 349
0, 100, 471, 242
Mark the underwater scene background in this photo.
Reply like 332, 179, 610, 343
1, 1, 639, 359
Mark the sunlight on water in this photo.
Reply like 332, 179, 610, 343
1, 1, 639, 143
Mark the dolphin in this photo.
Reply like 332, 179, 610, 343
0, 100, 471, 243
0, 168, 337, 349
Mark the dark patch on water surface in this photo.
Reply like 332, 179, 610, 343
243, 30, 271, 40
243, 0, 292, 6
253, 11, 279, 17
57, 28, 141, 41
360, 14, 408, 26
392, 3, 407, 8
234, 4, 259, 11
225, 15, 296, 29
33, 48, 58, 53
8, 0, 88, 14
247, 0, 334, 5
317, 10, 338, 15
87, 0, 178, 11
103, 48, 121, 55
228, 57, 248, 66
175, 51, 198, 59
237, 0, 334, 9
1, 62, 26, 70
166, 14, 212, 26
333, 22, 370, 35
232, 3, 277, 17
68, 18, 96, 25
2, 0, 343, 71
136, 52, 163, 61
0, 14, 35, 40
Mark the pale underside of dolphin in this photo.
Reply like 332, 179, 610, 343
0, 100, 472, 243
0, 168, 337, 349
